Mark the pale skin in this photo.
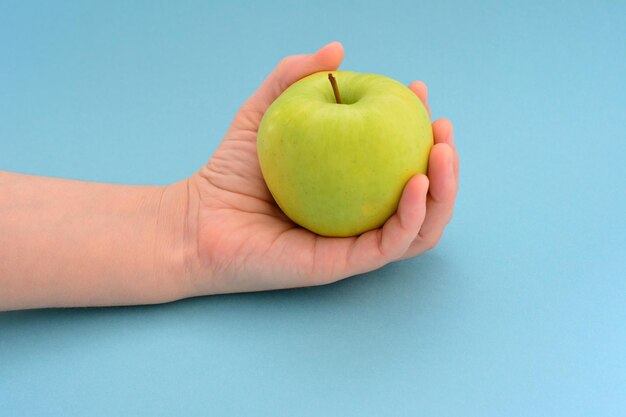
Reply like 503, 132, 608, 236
0, 42, 459, 311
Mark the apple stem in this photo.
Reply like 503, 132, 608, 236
328, 73, 343, 104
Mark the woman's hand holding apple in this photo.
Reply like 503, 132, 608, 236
182, 41, 460, 296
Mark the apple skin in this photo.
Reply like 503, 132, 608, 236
257, 70, 433, 237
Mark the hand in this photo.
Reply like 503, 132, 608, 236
183, 41, 460, 296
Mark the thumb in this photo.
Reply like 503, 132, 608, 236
241, 41, 344, 119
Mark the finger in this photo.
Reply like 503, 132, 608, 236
401, 143, 457, 259
408, 81, 430, 116
377, 174, 430, 260
433, 118, 459, 183
433, 118, 453, 146
311, 174, 429, 284
238, 41, 344, 126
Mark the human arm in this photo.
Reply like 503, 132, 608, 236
0, 41, 459, 310
0, 172, 190, 310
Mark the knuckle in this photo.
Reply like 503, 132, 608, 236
278, 55, 297, 70
421, 234, 441, 252
380, 239, 405, 262
391, 244, 409, 261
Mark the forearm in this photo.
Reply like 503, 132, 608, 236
0, 171, 190, 310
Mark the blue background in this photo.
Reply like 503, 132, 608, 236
1, 1, 625, 415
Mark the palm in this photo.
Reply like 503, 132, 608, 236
192, 114, 327, 294
186, 42, 459, 295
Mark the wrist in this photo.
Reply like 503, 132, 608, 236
155, 179, 199, 302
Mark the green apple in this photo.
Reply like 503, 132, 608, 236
257, 70, 433, 237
